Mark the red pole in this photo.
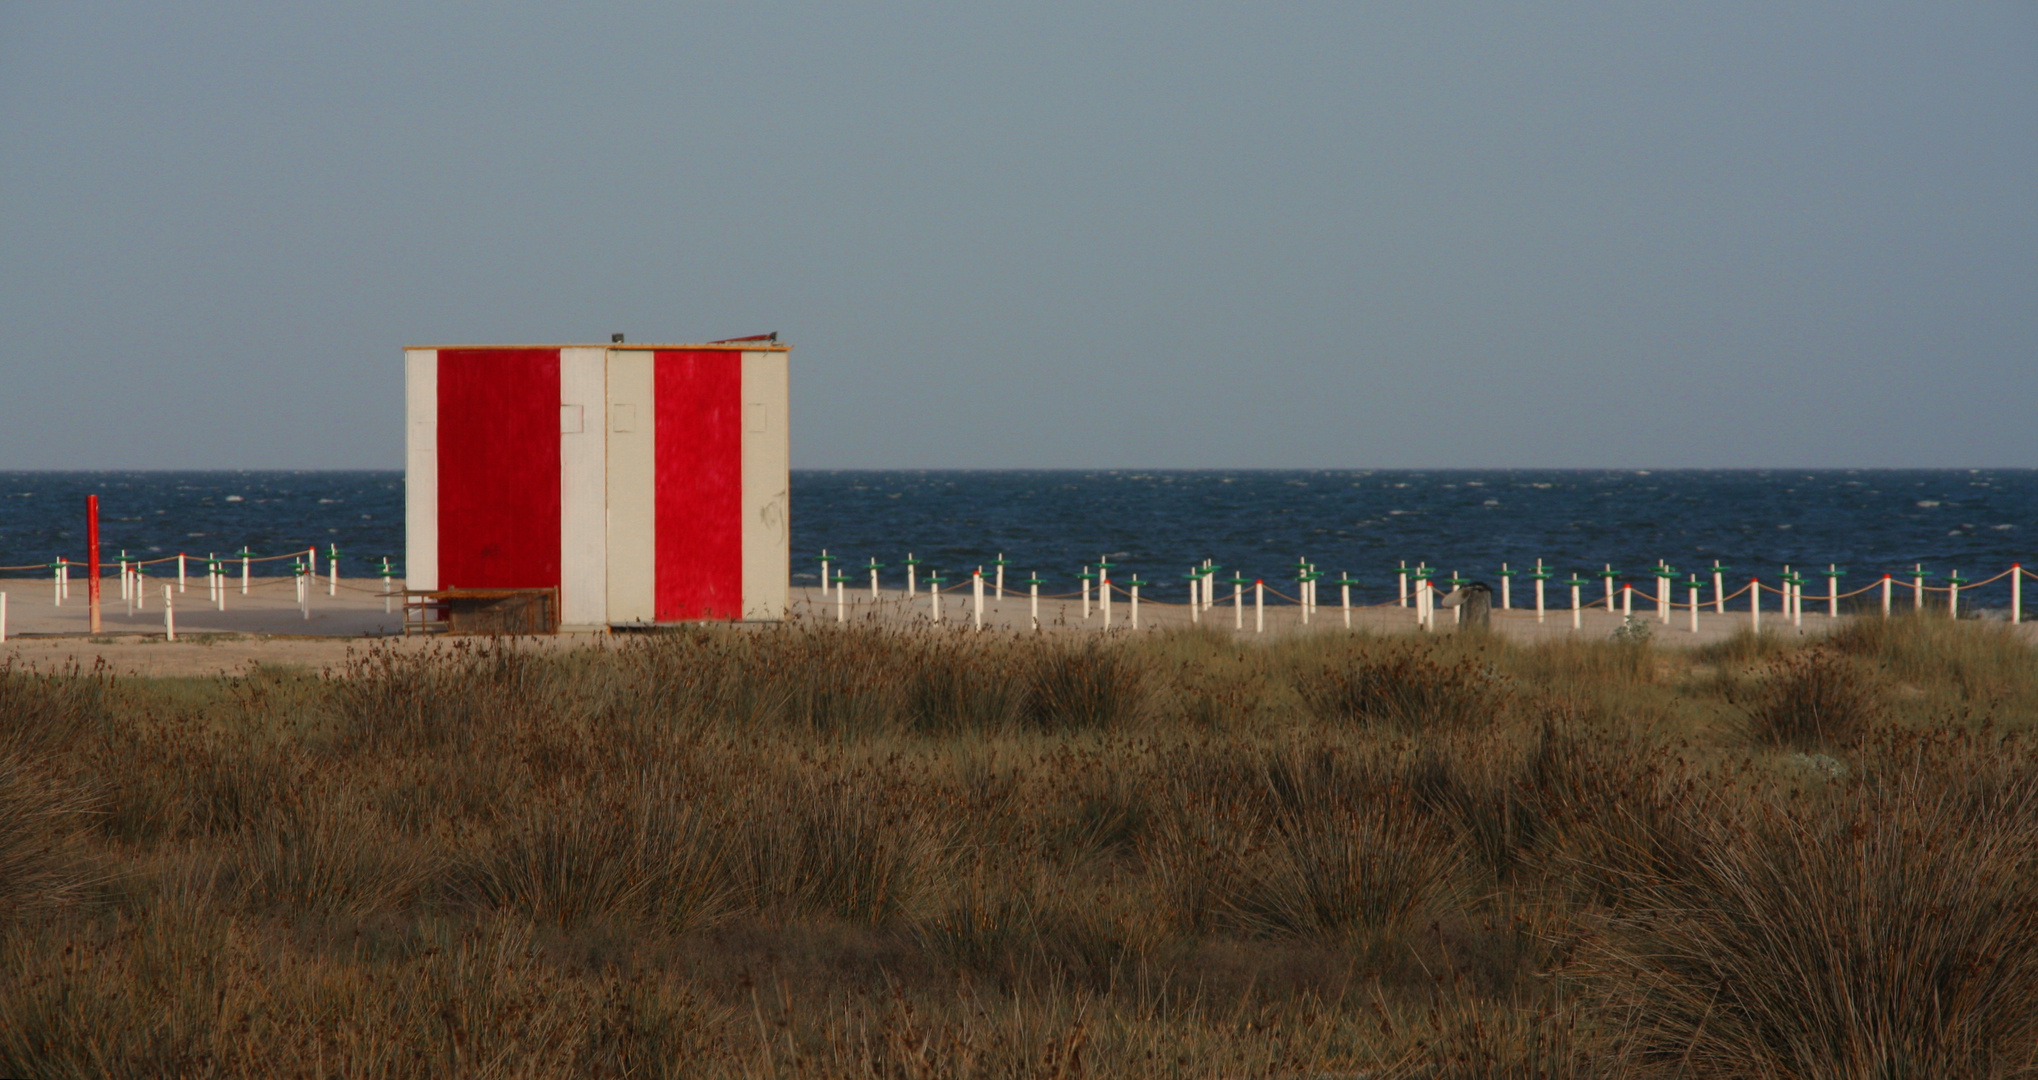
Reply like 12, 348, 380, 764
87, 494, 102, 634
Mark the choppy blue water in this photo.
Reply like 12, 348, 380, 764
3, 470, 2033, 604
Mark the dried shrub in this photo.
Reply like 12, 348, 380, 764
1739, 649, 1882, 749
1593, 770, 2038, 1077
1024, 642, 1148, 732
1299, 647, 1510, 732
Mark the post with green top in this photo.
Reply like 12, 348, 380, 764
1295, 560, 1313, 625
1601, 565, 1618, 614
1712, 561, 1731, 614
1821, 565, 1845, 619
1447, 571, 1471, 627
1397, 560, 1409, 608
903, 553, 922, 598
1336, 574, 1360, 629
329, 543, 340, 597
212, 556, 226, 612
1024, 572, 1046, 631
294, 558, 309, 619
1127, 575, 1149, 630
1784, 569, 1806, 628
1077, 565, 1096, 620
1182, 567, 1203, 625
924, 570, 945, 622
1911, 564, 1925, 611
241, 547, 252, 595
1224, 572, 1249, 630
1686, 574, 1704, 634
380, 556, 395, 614
1652, 563, 1678, 624
992, 554, 1010, 599
831, 570, 850, 623
867, 557, 885, 598
1564, 574, 1590, 630
1202, 560, 1219, 611
1946, 569, 1969, 618
1303, 568, 1325, 626
1530, 559, 1553, 624
1498, 562, 1517, 610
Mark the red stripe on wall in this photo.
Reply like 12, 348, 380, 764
655, 350, 742, 620
437, 349, 561, 590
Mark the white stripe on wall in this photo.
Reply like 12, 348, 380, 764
605, 350, 657, 624
403, 349, 439, 592
558, 347, 608, 627
740, 350, 790, 620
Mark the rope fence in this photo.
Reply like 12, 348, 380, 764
795, 551, 2038, 635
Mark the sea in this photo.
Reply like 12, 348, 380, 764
1, 470, 2032, 605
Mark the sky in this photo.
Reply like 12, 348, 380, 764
1, 4, 2032, 470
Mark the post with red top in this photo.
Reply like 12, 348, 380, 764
87, 495, 102, 634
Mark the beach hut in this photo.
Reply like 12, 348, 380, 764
403, 339, 790, 630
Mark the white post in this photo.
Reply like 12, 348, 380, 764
1188, 574, 1200, 624
995, 556, 1005, 600
1500, 563, 1511, 610
972, 568, 983, 632
1398, 562, 1408, 608
1792, 578, 1802, 629
1571, 582, 1582, 629
178, 552, 187, 593
1713, 562, 1725, 614
1030, 580, 1039, 631
1100, 561, 1112, 629
1130, 582, 1141, 630
0, 591, 6, 642
1622, 583, 1633, 620
135, 567, 144, 611
1534, 559, 1546, 623
307, 546, 317, 582
164, 585, 175, 641
1688, 582, 1699, 634
1232, 579, 1243, 630
1827, 565, 1838, 619
1751, 578, 1760, 631
383, 564, 394, 615
242, 551, 251, 595
51, 562, 60, 607
300, 562, 310, 620
870, 560, 881, 598
1254, 579, 1264, 634
907, 555, 917, 598
819, 550, 829, 593
2014, 565, 2023, 625
1657, 567, 1670, 624
1081, 569, 1091, 620
329, 547, 338, 597
1342, 581, 1352, 629
931, 580, 941, 623
836, 576, 846, 623
1881, 575, 1891, 618
215, 560, 225, 612
1949, 572, 1960, 618
1913, 565, 1924, 610
1603, 565, 1616, 615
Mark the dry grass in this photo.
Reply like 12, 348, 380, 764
0, 618, 2033, 1077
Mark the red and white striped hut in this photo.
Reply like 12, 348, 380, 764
403, 339, 790, 628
